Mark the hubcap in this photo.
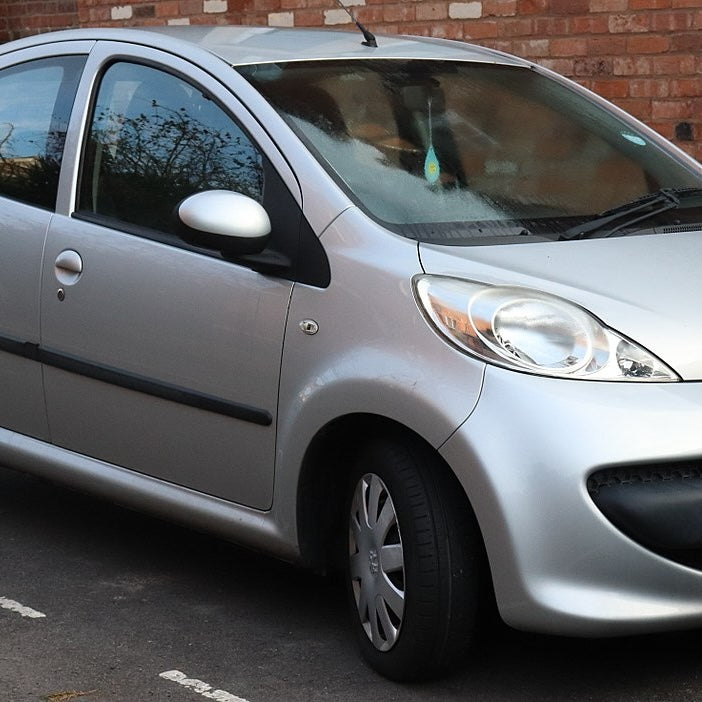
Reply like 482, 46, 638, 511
349, 473, 405, 651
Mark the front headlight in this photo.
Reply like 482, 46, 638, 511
414, 275, 679, 382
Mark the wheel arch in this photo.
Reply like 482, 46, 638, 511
295, 412, 488, 574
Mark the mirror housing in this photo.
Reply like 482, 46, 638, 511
176, 190, 271, 256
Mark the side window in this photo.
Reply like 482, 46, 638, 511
0, 56, 84, 209
79, 62, 265, 235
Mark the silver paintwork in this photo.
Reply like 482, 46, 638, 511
42, 213, 290, 509
0, 26, 527, 67
0, 26, 702, 644
54, 250, 83, 286
441, 369, 702, 635
0, 198, 50, 440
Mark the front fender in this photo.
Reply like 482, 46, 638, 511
269, 209, 486, 551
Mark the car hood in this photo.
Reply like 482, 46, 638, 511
419, 231, 702, 381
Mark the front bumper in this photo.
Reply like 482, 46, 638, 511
440, 368, 702, 636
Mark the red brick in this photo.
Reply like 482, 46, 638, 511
179, 0, 202, 15
534, 17, 569, 34
552, 0, 589, 13
572, 14, 609, 33
629, 0, 670, 7
464, 19, 499, 38
415, 1, 447, 21
630, 78, 670, 97
537, 58, 575, 75
498, 17, 533, 35
652, 54, 684, 74
356, 6, 384, 22
680, 55, 697, 74
252, 0, 281, 9
649, 121, 676, 139
298, 8, 326, 24
133, 4, 155, 18
671, 33, 702, 51
382, 4, 415, 23
610, 98, 652, 121
587, 35, 627, 54
590, 0, 627, 10
652, 99, 693, 119
156, 0, 180, 17
626, 35, 671, 53
517, 0, 546, 13
591, 78, 630, 98
671, 78, 702, 98
482, 0, 517, 16
550, 38, 588, 56
651, 10, 693, 31
430, 21, 464, 39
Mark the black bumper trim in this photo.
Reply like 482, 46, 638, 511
588, 461, 702, 569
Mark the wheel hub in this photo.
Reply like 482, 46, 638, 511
368, 548, 379, 575
349, 473, 405, 651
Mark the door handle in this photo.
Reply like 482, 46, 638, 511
55, 249, 83, 286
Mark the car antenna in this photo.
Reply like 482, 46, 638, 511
333, 0, 378, 48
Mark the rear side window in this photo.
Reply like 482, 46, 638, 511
79, 61, 264, 236
0, 56, 85, 209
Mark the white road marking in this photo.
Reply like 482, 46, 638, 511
159, 671, 250, 702
0, 596, 46, 619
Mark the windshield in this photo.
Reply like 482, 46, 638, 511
239, 59, 702, 244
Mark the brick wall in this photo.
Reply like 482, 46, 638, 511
0, 3, 6, 42
2, 0, 79, 39
1, 0, 701, 160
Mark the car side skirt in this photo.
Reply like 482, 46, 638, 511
0, 426, 299, 562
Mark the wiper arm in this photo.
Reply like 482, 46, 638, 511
559, 187, 702, 241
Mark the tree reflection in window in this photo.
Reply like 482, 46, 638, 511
81, 63, 264, 234
0, 57, 84, 209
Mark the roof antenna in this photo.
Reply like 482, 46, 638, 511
333, 0, 378, 48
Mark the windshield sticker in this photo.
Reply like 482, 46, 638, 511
621, 133, 647, 146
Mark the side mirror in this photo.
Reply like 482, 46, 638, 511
176, 190, 271, 256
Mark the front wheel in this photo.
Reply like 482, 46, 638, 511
345, 435, 486, 681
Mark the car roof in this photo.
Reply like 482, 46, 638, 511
0, 25, 529, 67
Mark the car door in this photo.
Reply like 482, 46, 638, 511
0, 45, 87, 440
40, 44, 299, 509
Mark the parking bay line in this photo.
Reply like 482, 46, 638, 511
160, 671, 250, 702
0, 596, 46, 619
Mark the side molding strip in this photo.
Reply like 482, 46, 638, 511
0, 336, 272, 427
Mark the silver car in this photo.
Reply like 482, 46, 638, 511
1, 25, 702, 681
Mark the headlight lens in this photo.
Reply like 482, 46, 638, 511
414, 275, 679, 381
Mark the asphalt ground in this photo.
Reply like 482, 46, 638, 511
1, 464, 701, 702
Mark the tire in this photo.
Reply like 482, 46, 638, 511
344, 434, 485, 681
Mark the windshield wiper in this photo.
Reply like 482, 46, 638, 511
559, 187, 702, 241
